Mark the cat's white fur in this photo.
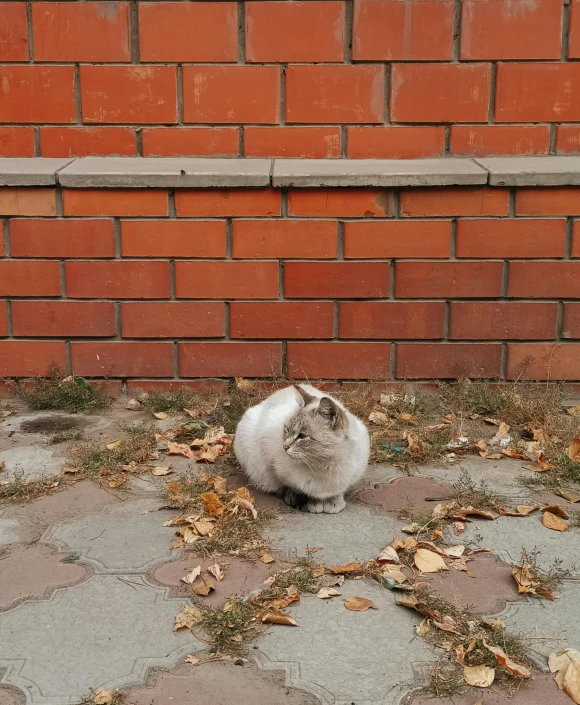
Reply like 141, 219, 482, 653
234, 384, 369, 513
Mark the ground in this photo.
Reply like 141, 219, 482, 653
1, 384, 580, 705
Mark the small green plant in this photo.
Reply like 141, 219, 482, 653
50, 429, 85, 445
19, 368, 110, 414
140, 388, 197, 414
61, 553, 80, 563
0, 473, 65, 504
452, 470, 506, 511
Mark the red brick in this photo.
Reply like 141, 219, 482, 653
244, 127, 341, 159
450, 303, 558, 341
0, 342, 66, 378
568, 0, 580, 57
506, 344, 580, 380
285, 262, 389, 299
0, 302, 7, 337
12, 302, 116, 338
66, 261, 170, 299
555, 125, 580, 154
496, 64, 580, 122
40, 127, 136, 157
232, 220, 337, 259
0, 127, 35, 157
396, 262, 503, 299
142, 128, 238, 157
451, 125, 550, 157
0, 380, 15, 394
121, 220, 226, 258
122, 303, 224, 339
396, 344, 502, 379
179, 343, 282, 378
0, 66, 75, 123
139, 2, 236, 62
32, 2, 130, 61
517, 188, 580, 216
246, 1, 344, 62
461, 0, 561, 60
344, 220, 450, 259
10, 219, 115, 258
508, 262, 580, 299
339, 302, 445, 340
288, 189, 391, 218
286, 65, 384, 124
183, 66, 280, 124
347, 127, 445, 159
63, 189, 167, 217
127, 380, 229, 394
230, 302, 334, 340
400, 188, 509, 217
81, 66, 177, 124
353, 0, 454, 60
175, 262, 279, 300
573, 221, 580, 257
287, 342, 391, 380
71, 342, 173, 378
563, 304, 580, 339
175, 189, 280, 218
456, 219, 566, 259
0, 189, 56, 217
0, 3, 29, 61
0, 261, 61, 297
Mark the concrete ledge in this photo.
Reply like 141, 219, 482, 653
0, 158, 74, 186
475, 156, 580, 186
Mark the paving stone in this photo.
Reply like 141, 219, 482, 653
256, 578, 434, 705
0, 512, 36, 548
0, 575, 200, 705
356, 477, 455, 514
0, 543, 87, 612
0, 686, 24, 705
44, 497, 177, 573
0, 446, 64, 482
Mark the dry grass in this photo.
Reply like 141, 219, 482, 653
0, 473, 71, 504
19, 368, 110, 414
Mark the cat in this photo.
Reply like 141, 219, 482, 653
234, 384, 370, 514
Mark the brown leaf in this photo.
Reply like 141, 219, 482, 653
316, 587, 342, 599
483, 640, 531, 678
190, 426, 228, 447
269, 594, 300, 610
401, 523, 422, 534
60, 466, 78, 475
399, 413, 419, 425
106, 439, 122, 450
381, 565, 408, 583
328, 562, 361, 574
167, 441, 196, 460
376, 546, 401, 564
307, 546, 323, 553
426, 423, 449, 432
236, 496, 258, 519
260, 609, 298, 626
568, 437, 580, 462
415, 618, 431, 636
391, 537, 417, 551
541, 504, 569, 518
153, 412, 168, 420
430, 528, 444, 541
369, 411, 390, 425
555, 488, 580, 503
498, 505, 539, 517
259, 551, 275, 564
564, 660, 580, 704
174, 605, 203, 631
180, 566, 202, 584
476, 439, 488, 451
502, 448, 529, 460
151, 466, 173, 476
490, 422, 510, 445
193, 578, 215, 596
484, 417, 501, 425
444, 545, 466, 558
396, 594, 420, 610
542, 511, 569, 532
179, 526, 200, 544
0, 461, 5, 471
93, 688, 115, 705
344, 596, 377, 612
452, 521, 466, 535
197, 445, 221, 464
463, 664, 495, 688
208, 562, 224, 582
201, 474, 227, 494
193, 518, 215, 536
235, 377, 254, 392
200, 492, 224, 517
414, 548, 448, 573
184, 654, 200, 665
451, 506, 496, 520
432, 500, 457, 518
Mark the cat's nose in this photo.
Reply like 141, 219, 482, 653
283, 439, 292, 450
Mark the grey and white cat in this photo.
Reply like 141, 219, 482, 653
234, 384, 370, 514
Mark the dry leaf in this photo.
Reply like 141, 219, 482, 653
399, 413, 419, 425
183, 408, 198, 418
483, 640, 531, 678
414, 548, 448, 573
416, 618, 431, 636
60, 466, 78, 474
200, 492, 224, 517
381, 565, 407, 583
270, 594, 300, 610
184, 654, 200, 665
197, 445, 221, 464
542, 511, 569, 532
452, 521, 466, 535
328, 562, 361, 574
344, 596, 377, 612
193, 517, 215, 536
193, 578, 215, 596
498, 505, 539, 517
174, 605, 203, 631
368, 411, 390, 425
523, 461, 552, 472
564, 660, 580, 704
476, 439, 488, 452
427, 423, 449, 432
463, 664, 495, 688
259, 551, 275, 564
484, 417, 501, 425
0, 461, 5, 471
451, 506, 496, 520
237, 497, 258, 519
181, 566, 202, 584
555, 488, 580, 503
568, 438, 580, 462
93, 688, 115, 705
391, 536, 417, 551
490, 422, 510, 445
307, 546, 323, 553
260, 609, 298, 626
190, 426, 228, 447
432, 500, 457, 518
541, 504, 569, 518
154, 412, 168, 420
200, 473, 227, 495
126, 398, 141, 410
179, 525, 200, 544
167, 441, 196, 460
235, 377, 254, 392
106, 439, 121, 450
151, 466, 173, 476
376, 546, 400, 564
208, 562, 224, 582
502, 448, 529, 460
483, 618, 505, 631
444, 545, 466, 558
316, 587, 342, 599
401, 523, 422, 534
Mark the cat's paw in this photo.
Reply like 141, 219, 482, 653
323, 496, 346, 514
304, 499, 325, 513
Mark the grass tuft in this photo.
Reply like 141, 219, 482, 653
0, 473, 66, 504
19, 368, 110, 414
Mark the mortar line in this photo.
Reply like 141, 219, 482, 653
6, 300, 13, 338
226, 218, 233, 259
340, 126, 347, 158
549, 124, 557, 155
557, 301, 564, 341
115, 301, 122, 338
344, 0, 353, 63
452, 0, 462, 62
239, 126, 245, 157
565, 217, 573, 258
333, 301, 339, 339
3, 219, 9, 258
501, 261, 509, 298
60, 260, 67, 298
26, 2, 34, 62
33, 127, 41, 157
281, 340, 288, 378
130, 0, 140, 63
450, 219, 457, 259
135, 128, 143, 157
389, 259, 395, 300
337, 221, 344, 259
113, 217, 121, 258
176, 65, 184, 125
500, 342, 507, 380
169, 260, 176, 300
237, 2, 246, 64
55, 188, 64, 217
281, 188, 289, 218
224, 301, 230, 339
444, 126, 451, 155
173, 341, 179, 379
384, 64, 391, 124
73, 65, 82, 124
443, 301, 451, 340
167, 190, 176, 218
508, 188, 516, 218
66, 340, 72, 376
390, 342, 396, 379
562, 0, 571, 61
488, 62, 497, 124
280, 65, 287, 125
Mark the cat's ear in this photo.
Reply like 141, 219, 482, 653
294, 385, 315, 407
317, 397, 346, 429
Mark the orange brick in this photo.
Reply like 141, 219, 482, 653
396, 344, 502, 379
461, 0, 562, 60
183, 66, 280, 124
63, 189, 167, 217
456, 219, 566, 258
175, 189, 280, 218
0, 302, 7, 337
0, 3, 29, 61
400, 188, 509, 217
121, 220, 226, 258
142, 128, 238, 157
287, 342, 391, 380
0, 127, 34, 157
353, 0, 454, 60
122, 302, 225, 338
175, 262, 279, 299
392, 64, 491, 123
451, 125, 550, 157
244, 127, 341, 158
179, 343, 282, 378
556, 125, 580, 154
66, 261, 170, 299
563, 304, 580, 338
0, 261, 61, 296
573, 221, 580, 257
288, 189, 391, 218
569, 0, 580, 57
139, 2, 237, 61
0, 189, 56, 217
12, 302, 116, 337
344, 220, 450, 258
246, 1, 344, 62
507, 344, 580, 380
287, 65, 384, 124
508, 262, 580, 298
496, 64, 580, 122
516, 188, 580, 216
0, 342, 66, 378
127, 380, 228, 394
10, 219, 115, 258
81, 65, 177, 124
232, 220, 337, 259
71, 342, 173, 378
396, 262, 503, 298
0, 66, 76, 123
230, 302, 334, 340
32, 2, 130, 61
347, 127, 445, 159
450, 303, 558, 341
339, 302, 445, 340
40, 127, 136, 157
285, 262, 390, 299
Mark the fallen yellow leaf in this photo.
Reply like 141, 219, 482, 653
197, 445, 221, 464
200, 492, 224, 517
93, 688, 114, 705
399, 413, 419, 425
106, 439, 121, 450
153, 412, 168, 420
259, 551, 275, 564
208, 562, 224, 582
184, 654, 200, 665
260, 609, 298, 626
483, 640, 531, 678
193, 517, 215, 536
463, 664, 495, 688
564, 660, 580, 704
192, 578, 215, 596
381, 565, 408, 583
180, 566, 201, 584
414, 548, 448, 573
316, 587, 342, 599
541, 503, 569, 518
60, 466, 78, 474
344, 596, 377, 612
327, 562, 361, 574
568, 438, 580, 462
174, 605, 203, 631
151, 466, 173, 476
167, 441, 196, 460
555, 488, 580, 503
542, 511, 569, 532
415, 618, 431, 636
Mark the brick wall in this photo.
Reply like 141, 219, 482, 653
1, 0, 580, 159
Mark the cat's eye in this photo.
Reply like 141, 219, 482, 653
296, 433, 308, 440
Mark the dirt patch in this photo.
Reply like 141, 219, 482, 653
356, 477, 455, 514
20, 416, 85, 434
